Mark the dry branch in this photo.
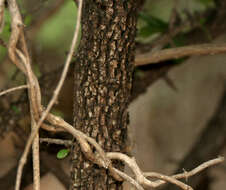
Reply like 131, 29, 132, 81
144, 157, 224, 187
0, 85, 28, 97
135, 43, 226, 66
12, 0, 83, 189
7, 0, 42, 189
31, 117, 40, 190
29, 113, 225, 190
39, 138, 72, 147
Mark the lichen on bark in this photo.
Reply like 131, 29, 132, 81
71, 0, 137, 189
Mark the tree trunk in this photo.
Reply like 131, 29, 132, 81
71, 0, 137, 189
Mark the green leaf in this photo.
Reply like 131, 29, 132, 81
57, 149, 70, 159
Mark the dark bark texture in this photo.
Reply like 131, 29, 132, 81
71, 0, 137, 189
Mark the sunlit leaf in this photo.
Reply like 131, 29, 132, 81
57, 149, 70, 159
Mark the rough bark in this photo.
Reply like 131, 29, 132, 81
71, 1, 137, 189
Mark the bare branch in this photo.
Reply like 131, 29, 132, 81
144, 157, 225, 187
135, 43, 226, 66
16, 95, 225, 190
7, 0, 42, 190
107, 152, 192, 190
24, 0, 83, 153
0, 85, 28, 97
7, 0, 26, 74
41, 115, 224, 190
31, 117, 40, 190
171, 156, 224, 179
40, 115, 224, 190
45, 113, 111, 169
145, 173, 192, 190
39, 138, 72, 147
14, 1, 83, 189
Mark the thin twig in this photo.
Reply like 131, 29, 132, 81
135, 43, 226, 66
107, 153, 224, 190
51, 116, 224, 189
172, 156, 224, 179
112, 168, 144, 190
46, 113, 111, 169
0, 85, 28, 97
31, 116, 40, 190
144, 157, 225, 187
39, 117, 225, 190
7, 1, 41, 190
146, 172, 191, 190
35, 116, 225, 190
14, 1, 83, 190
107, 152, 192, 190
17, 98, 225, 190
23, 0, 82, 154
40, 138, 72, 147
7, 0, 26, 74
41, 115, 224, 190
15, 50, 41, 190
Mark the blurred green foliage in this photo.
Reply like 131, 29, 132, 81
138, 12, 168, 38
137, 0, 215, 42
0, 10, 11, 60
197, 0, 215, 6
36, 0, 79, 53
0, 0, 79, 61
